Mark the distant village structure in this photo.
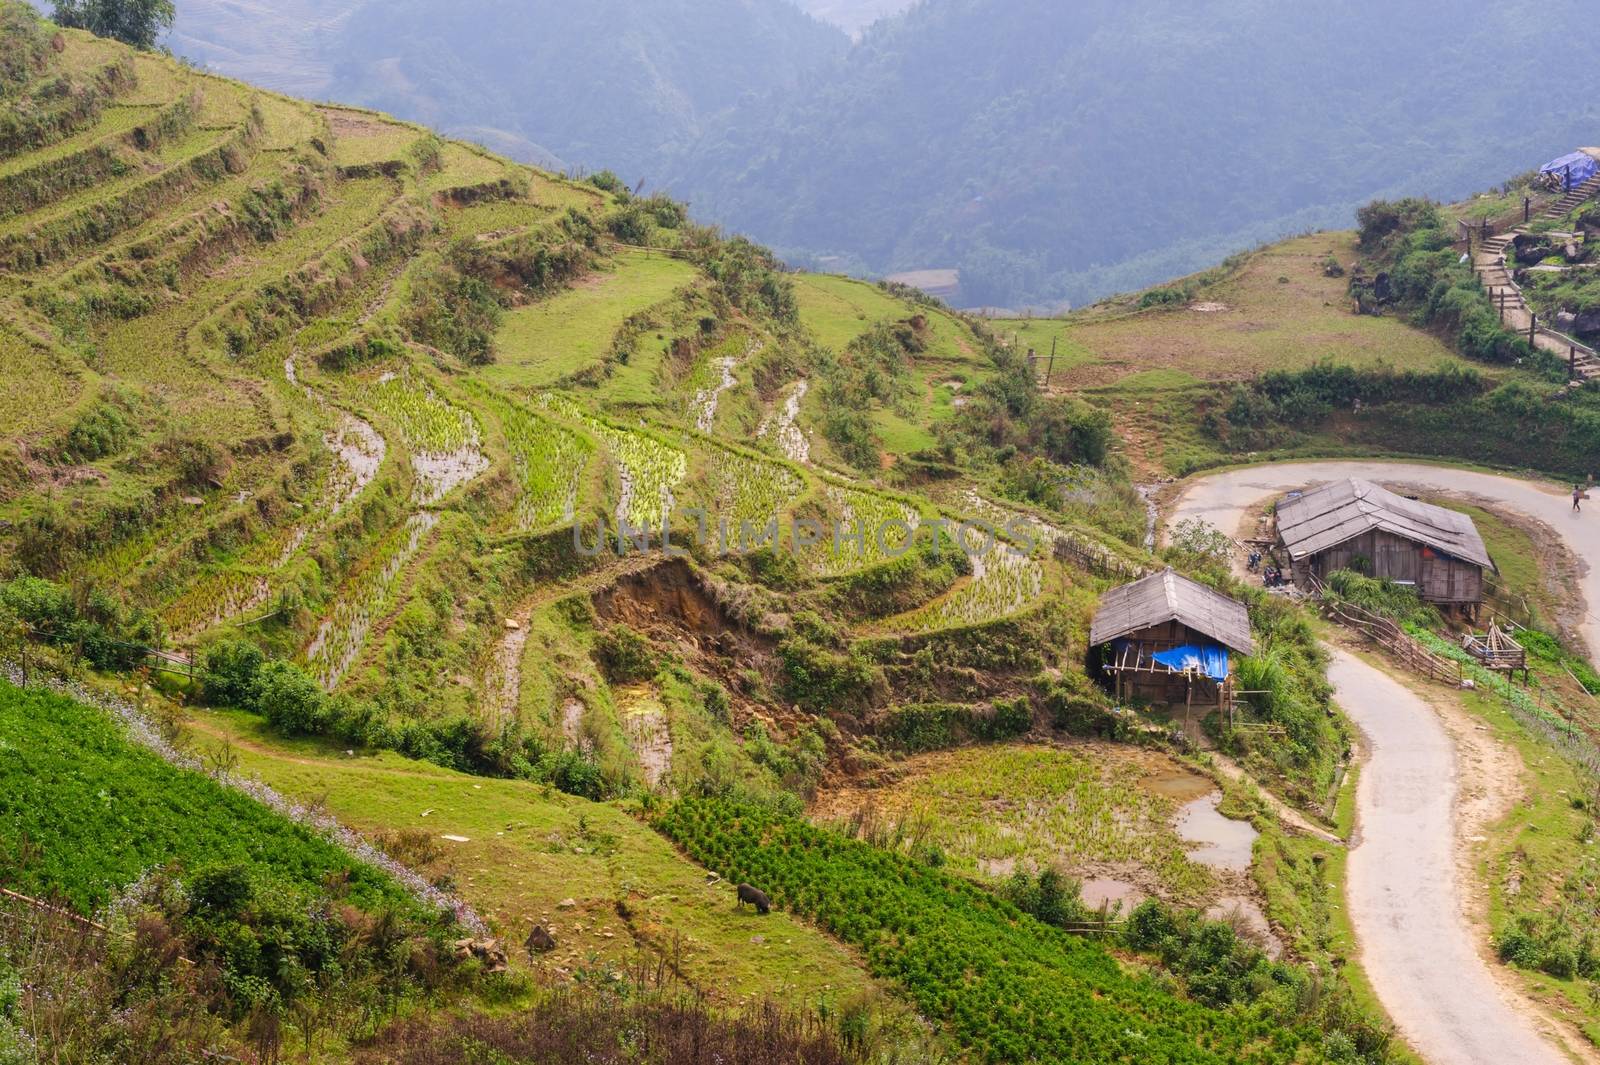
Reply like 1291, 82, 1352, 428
1091, 569, 1254, 713
1274, 479, 1491, 614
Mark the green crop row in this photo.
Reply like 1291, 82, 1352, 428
655, 798, 1330, 1064
0, 678, 417, 915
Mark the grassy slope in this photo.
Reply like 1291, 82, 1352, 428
812, 743, 1218, 901
993, 232, 1490, 475
184, 703, 884, 1007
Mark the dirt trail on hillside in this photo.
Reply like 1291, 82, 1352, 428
1172, 461, 1600, 1065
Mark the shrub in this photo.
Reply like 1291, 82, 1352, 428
201, 638, 264, 706
253, 659, 330, 735
593, 625, 659, 684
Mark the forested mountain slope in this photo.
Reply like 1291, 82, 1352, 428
671, 0, 1600, 308
167, 0, 848, 174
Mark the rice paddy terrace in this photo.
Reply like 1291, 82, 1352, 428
0, 13, 1143, 809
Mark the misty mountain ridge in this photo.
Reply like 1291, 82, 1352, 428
154, 0, 1600, 307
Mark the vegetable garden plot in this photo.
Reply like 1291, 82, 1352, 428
305, 511, 438, 689
657, 799, 1326, 1065
539, 392, 686, 532
0, 679, 423, 915
489, 395, 594, 531
357, 368, 487, 504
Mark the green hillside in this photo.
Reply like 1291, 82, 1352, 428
0, 5, 1493, 1062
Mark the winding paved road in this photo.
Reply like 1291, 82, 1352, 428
1171, 460, 1587, 1065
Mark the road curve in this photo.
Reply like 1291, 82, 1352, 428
1328, 649, 1562, 1065
1171, 461, 1584, 1065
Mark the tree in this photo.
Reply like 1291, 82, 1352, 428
52, 0, 174, 50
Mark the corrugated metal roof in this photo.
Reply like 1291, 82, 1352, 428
1275, 478, 1493, 569
1089, 569, 1254, 654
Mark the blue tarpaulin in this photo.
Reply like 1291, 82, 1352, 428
1151, 644, 1230, 682
1541, 151, 1597, 189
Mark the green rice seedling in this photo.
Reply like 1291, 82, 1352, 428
484, 392, 595, 530
538, 392, 686, 531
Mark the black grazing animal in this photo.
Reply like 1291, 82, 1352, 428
735, 883, 771, 915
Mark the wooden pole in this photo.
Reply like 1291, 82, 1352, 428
1047, 336, 1057, 387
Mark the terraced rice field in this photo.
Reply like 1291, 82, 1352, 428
321, 106, 425, 167
811, 482, 922, 577
355, 367, 487, 504
706, 444, 806, 530
896, 541, 1044, 632
0, 327, 86, 435
487, 252, 698, 389
540, 393, 687, 532
758, 379, 812, 464
488, 394, 595, 531
305, 511, 439, 689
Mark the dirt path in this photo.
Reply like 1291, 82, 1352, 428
1171, 460, 1600, 1064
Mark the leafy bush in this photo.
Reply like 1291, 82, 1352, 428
1322, 570, 1441, 627
51, 0, 174, 49
777, 636, 880, 716
1002, 867, 1090, 928
404, 246, 504, 364
254, 658, 331, 735
200, 637, 264, 706
0, 576, 162, 670
55, 402, 135, 463
592, 625, 659, 684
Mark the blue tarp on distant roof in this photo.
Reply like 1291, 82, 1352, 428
1151, 644, 1230, 682
1541, 151, 1597, 188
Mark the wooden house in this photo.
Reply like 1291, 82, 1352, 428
1274, 479, 1491, 611
1090, 569, 1254, 711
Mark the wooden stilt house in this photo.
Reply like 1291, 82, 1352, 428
1274, 479, 1491, 613
1090, 569, 1254, 712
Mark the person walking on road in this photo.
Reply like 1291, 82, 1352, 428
1575, 485, 1585, 513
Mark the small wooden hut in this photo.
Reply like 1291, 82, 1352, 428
1275, 479, 1491, 612
1090, 569, 1254, 712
